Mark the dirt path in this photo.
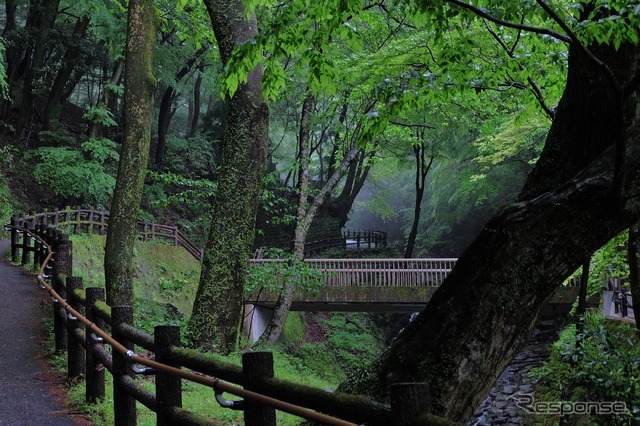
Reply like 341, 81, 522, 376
0, 240, 87, 426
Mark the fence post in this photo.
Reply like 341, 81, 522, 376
10, 215, 20, 262
390, 383, 432, 426
243, 352, 276, 426
99, 211, 106, 235
85, 287, 106, 403
52, 233, 72, 352
155, 325, 182, 425
112, 306, 136, 426
21, 221, 33, 266
87, 210, 94, 234
33, 224, 42, 269
66, 276, 86, 380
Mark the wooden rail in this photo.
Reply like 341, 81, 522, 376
4, 220, 452, 426
12, 208, 388, 261
11, 208, 206, 260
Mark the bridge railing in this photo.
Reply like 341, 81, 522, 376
249, 258, 458, 287
4, 220, 453, 426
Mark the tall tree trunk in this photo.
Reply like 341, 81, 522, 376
361, 39, 640, 421
18, 0, 62, 137
104, 0, 158, 307
88, 60, 124, 139
43, 16, 90, 130
187, 69, 203, 138
627, 220, 640, 332
1, 0, 19, 119
187, 0, 269, 354
155, 85, 175, 164
155, 47, 206, 164
404, 139, 434, 258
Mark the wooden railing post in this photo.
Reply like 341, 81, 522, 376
21, 221, 33, 266
99, 211, 106, 235
112, 306, 137, 426
52, 233, 72, 352
155, 325, 182, 425
390, 383, 432, 426
85, 287, 106, 403
87, 210, 94, 234
66, 276, 86, 380
10, 215, 20, 262
33, 224, 42, 269
243, 351, 276, 426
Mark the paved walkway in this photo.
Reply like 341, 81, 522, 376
0, 240, 78, 425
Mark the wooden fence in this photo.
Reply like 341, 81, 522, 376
11, 208, 388, 261
4, 220, 452, 426
10, 208, 205, 259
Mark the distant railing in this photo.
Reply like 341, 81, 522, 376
12, 208, 388, 261
11, 207, 205, 260
4, 220, 452, 426
303, 229, 388, 255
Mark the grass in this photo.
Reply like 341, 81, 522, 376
58, 234, 344, 425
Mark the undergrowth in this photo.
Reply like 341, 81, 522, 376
530, 312, 640, 425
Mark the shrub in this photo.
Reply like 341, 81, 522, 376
531, 312, 640, 424
26, 138, 118, 205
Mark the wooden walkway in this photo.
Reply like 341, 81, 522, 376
0, 240, 79, 426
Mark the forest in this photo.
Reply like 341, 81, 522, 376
1, 0, 640, 424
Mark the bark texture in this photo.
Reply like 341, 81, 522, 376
104, 0, 158, 306
187, 0, 268, 353
360, 41, 640, 421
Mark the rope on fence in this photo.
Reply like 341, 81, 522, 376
3, 220, 363, 426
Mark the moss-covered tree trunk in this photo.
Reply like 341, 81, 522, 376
104, 0, 158, 307
359, 40, 640, 421
187, 0, 269, 354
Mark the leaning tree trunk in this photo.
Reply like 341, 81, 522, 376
187, 0, 269, 354
104, 0, 158, 307
360, 39, 640, 421
256, 92, 314, 346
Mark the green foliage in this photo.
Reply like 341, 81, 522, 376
146, 171, 216, 207
245, 248, 324, 295
531, 312, 640, 424
83, 107, 118, 128
26, 141, 118, 205
317, 314, 384, 375
588, 232, 630, 289
162, 133, 218, 178
282, 311, 306, 344
0, 173, 12, 228
36, 130, 77, 146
